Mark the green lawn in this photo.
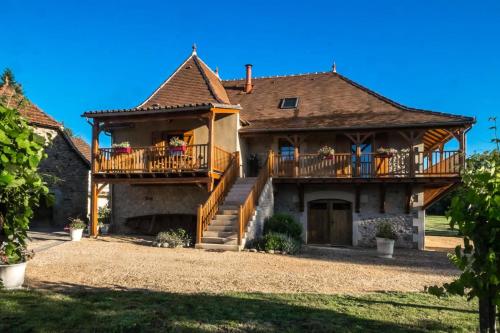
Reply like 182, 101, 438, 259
426, 215, 459, 237
0, 289, 478, 332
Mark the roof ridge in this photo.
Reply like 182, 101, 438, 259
222, 71, 331, 82
137, 53, 195, 108
192, 56, 225, 104
334, 73, 473, 121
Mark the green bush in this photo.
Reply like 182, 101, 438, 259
375, 220, 397, 240
263, 213, 302, 241
263, 232, 301, 254
154, 229, 191, 248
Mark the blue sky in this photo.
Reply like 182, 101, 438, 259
2, 0, 499, 152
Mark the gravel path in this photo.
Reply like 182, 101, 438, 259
25, 235, 459, 294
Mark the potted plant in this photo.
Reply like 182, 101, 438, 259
112, 141, 132, 154
0, 101, 51, 289
375, 220, 397, 258
376, 147, 398, 158
68, 217, 86, 241
318, 146, 335, 160
97, 206, 111, 234
169, 137, 187, 156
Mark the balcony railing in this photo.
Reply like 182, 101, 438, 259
96, 144, 210, 173
272, 150, 462, 179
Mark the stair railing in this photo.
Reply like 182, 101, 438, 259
238, 150, 273, 245
196, 151, 240, 244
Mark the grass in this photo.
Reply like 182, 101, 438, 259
426, 215, 459, 237
0, 288, 478, 332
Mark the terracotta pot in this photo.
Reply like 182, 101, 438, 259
70, 228, 84, 241
376, 237, 395, 258
0, 262, 27, 289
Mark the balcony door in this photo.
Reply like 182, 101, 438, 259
307, 199, 352, 245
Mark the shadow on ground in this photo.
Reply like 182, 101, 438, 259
0, 281, 477, 333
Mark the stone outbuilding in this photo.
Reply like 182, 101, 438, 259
1, 80, 91, 227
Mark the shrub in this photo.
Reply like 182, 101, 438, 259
0, 93, 51, 265
263, 213, 302, 241
68, 217, 86, 230
263, 232, 301, 255
154, 228, 191, 248
375, 220, 397, 240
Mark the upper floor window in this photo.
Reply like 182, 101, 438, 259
279, 139, 295, 160
280, 97, 299, 109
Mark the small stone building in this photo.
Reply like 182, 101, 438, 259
1, 81, 91, 227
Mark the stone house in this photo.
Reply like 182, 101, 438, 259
0, 80, 92, 227
84, 47, 474, 250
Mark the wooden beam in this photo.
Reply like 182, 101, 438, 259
211, 107, 240, 114
91, 120, 100, 173
207, 111, 215, 181
90, 180, 99, 237
97, 183, 108, 195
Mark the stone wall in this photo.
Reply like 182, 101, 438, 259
273, 183, 421, 249
34, 127, 90, 226
245, 178, 274, 244
111, 184, 209, 232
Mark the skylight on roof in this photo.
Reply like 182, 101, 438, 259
280, 97, 299, 109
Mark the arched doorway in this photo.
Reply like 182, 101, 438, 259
307, 199, 353, 245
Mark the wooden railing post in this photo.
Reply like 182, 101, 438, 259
409, 148, 416, 177
207, 112, 215, 176
196, 204, 203, 244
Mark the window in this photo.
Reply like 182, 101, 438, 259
280, 97, 299, 109
279, 139, 295, 160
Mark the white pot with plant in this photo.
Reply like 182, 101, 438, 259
375, 220, 397, 258
68, 217, 86, 241
98, 205, 111, 235
0, 245, 34, 289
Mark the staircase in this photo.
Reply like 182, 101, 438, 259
195, 177, 257, 251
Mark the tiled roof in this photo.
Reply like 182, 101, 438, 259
1, 83, 90, 167
0, 84, 61, 128
69, 136, 91, 165
138, 53, 231, 108
223, 72, 474, 132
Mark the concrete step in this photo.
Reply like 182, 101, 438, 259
218, 209, 238, 215
203, 231, 237, 238
210, 219, 235, 226
195, 243, 240, 251
201, 237, 238, 245
213, 214, 237, 221
206, 225, 237, 232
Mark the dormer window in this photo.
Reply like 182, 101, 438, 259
280, 97, 299, 109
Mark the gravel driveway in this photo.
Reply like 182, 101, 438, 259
25, 235, 459, 294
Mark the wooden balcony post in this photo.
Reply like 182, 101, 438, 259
268, 150, 273, 175
458, 129, 466, 169
355, 144, 361, 177
90, 180, 98, 237
293, 146, 299, 177
91, 120, 100, 173
207, 111, 215, 175
238, 205, 243, 245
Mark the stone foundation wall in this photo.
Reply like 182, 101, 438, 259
273, 183, 421, 249
245, 178, 274, 243
34, 127, 90, 226
112, 184, 209, 232
356, 214, 414, 248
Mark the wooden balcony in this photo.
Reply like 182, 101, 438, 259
93, 144, 232, 182
271, 150, 462, 183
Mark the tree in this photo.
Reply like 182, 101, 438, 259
0, 99, 51, 264
427, 149, 500, 332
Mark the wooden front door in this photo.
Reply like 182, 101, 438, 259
307, 200, 352, 245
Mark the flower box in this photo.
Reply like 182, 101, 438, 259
169, 145, 187, 155
114, 147, 132, 154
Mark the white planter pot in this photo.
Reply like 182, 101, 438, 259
0, 262, 27, 289
99, 224, 109, 235
70, 228, 84, 241
376, 237, 395, 258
